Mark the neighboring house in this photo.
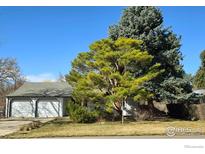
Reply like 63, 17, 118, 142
5, 82, 72, 118
193, 89, 205, 103
193, 89, 205, 95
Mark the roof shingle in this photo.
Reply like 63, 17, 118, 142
7, 82, 72, 97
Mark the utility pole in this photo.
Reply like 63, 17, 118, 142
121, 102, 124, 124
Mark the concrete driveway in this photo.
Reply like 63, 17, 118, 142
0, 120, 32, 137
0, 118, 54, 137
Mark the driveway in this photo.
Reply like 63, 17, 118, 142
0, 118, 54, 137
0, 120, 32, 137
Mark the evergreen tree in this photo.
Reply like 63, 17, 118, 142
109, 6, 192, 103
66, 38, 162, 115
194, 50, 205, 88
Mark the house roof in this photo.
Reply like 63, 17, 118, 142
7, 82, 73, 97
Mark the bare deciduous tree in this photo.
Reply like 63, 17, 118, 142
0, 58, 25, 116
57, 73, 66, 82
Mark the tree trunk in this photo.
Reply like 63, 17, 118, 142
113, 101, 122, 115
148, 100, 154, 109
147, 99, 155, 116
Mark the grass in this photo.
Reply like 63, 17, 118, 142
5, 118, 205, 138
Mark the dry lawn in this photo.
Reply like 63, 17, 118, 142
5, 118, 205, 138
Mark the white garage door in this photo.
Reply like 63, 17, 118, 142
37, 99, 62, 117
11, 99, 35, 117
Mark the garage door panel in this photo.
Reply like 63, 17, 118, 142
38, 99, 61, 117
11, 100, 35, 117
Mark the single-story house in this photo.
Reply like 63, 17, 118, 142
5, 82, 72, 118
193, 89, 205, 95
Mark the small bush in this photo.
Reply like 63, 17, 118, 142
20, 121, 42, 131
67, 102, 98, 123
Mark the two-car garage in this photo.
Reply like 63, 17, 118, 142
10, 98, 63, 118
6, 82, 72, 118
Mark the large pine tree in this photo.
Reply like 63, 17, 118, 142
109, 6, 193, 103
67, 38, 162, 115
194, 50, 205, 88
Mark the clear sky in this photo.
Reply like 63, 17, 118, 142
0, 6, 205, 82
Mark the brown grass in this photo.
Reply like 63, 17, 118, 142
5, 118, 205, 138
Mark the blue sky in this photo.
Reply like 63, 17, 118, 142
0, 6, 205, 81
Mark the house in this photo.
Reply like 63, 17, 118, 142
193, 89, 205, 95
193, 89, 205, 103
5, 82, 72, 118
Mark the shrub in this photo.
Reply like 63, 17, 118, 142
67, 101, 98, 123
20, 121, 42, 131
